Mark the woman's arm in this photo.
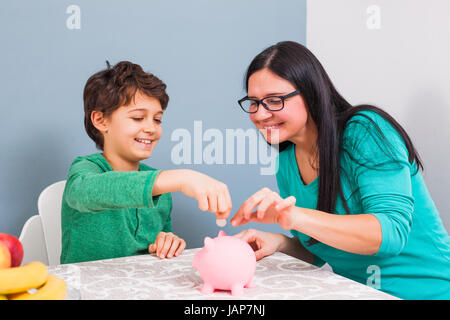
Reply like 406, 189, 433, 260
277, 233, 315, 264
231, 188, 383, 256
290, 207, 382, 255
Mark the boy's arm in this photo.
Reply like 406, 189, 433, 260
65, 159, 161, 212
162, 194, 173, 233
152, 169, 232, 220
151, 169, 185, 195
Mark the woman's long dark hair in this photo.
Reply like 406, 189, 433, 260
244, 41, 423, 245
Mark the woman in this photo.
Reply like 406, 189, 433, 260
230, 41, 450, 299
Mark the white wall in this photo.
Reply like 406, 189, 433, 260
306, 0, 450, 231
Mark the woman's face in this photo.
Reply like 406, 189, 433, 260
247, 68, 311, 145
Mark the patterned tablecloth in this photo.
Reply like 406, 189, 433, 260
48, 248, 398, 300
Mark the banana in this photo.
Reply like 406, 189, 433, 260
0, 261, 48, 294
8, 274, 66, 300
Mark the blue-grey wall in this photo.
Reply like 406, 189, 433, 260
0, 0, 306, 248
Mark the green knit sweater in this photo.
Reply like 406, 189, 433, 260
60, 153, 172, 264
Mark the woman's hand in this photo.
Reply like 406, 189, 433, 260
234, 229, 287, 261
179, 170, 232, 220
148, 232, 186, 259
230, 187, 296, 229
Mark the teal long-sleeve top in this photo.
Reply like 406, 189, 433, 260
276, 110, 450, 300
60, 153, 172, 264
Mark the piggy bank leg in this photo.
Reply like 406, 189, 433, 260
200, 282, 214, 294
230, 283, 244, 296
245, 278, 255, 289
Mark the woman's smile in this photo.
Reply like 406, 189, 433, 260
260, 122, 284, 130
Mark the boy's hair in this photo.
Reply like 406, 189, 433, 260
83, 61, 169, 150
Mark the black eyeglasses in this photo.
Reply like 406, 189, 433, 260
238, 90, 300, 113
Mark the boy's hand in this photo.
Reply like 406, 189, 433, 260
179, 170, 232, 220
148, 232, 186, 259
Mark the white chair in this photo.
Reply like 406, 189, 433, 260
19, 215, 49, 265
19, 180, 66, 266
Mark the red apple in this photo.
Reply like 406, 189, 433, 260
0, 241, 11, 268
0, 233, 24, 267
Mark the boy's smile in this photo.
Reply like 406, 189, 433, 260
135, 137, 153, 148
95, 90, 163, 171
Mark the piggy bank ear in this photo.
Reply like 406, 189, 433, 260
218, 230, 227, 237
204, 237, 214, 250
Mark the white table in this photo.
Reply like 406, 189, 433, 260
48, 248, 398, 300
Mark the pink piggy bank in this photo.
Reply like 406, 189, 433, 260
193, 230, 256, 296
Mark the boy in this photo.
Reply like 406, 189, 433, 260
60, 61, 232, 264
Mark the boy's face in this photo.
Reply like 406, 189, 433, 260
101, 90, 163, 168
